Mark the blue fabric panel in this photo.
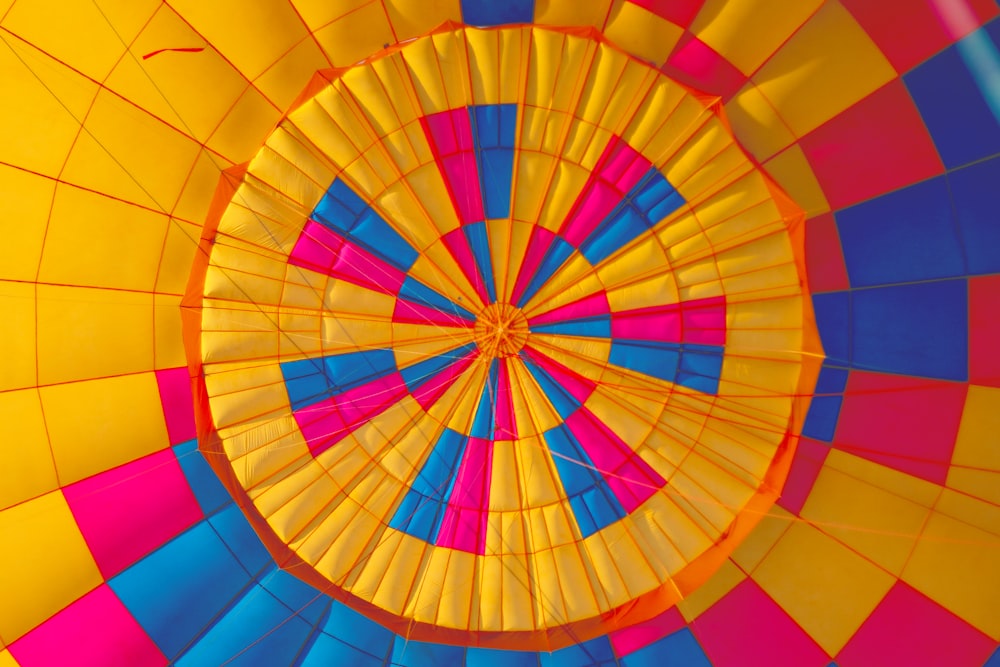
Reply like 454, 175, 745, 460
390, 638, 466, 666
465, 221, 498, 301
470, 104, 517, 219
676, 344, 724, 395
173, 439, 230, 515
812, 291, 851, 366
580, 170, 684, 265
544, 425, 626, 537
110, 522, 253, 659
802, 396, 843, 442
470, 359, 499, 439
852, 279, 968, 381
609, 341, 681, 384
521, 356, 581, 419
949, 156, 1000, 275
400, 342, 478, 393
259, 568, 330, 626
835, 177, 965, 287
281, 349, 398, 410
313, 178, 419, 271
174, 584, 315, 667
904, 39, 1000, 169
467, 647, 539, 667
984, 646, 1000, 667
398, 276, 477, 321
280, 358, 332, 411
530, 315, 612, 338
389, 429, 467, 541
539, 636, 616, 667
320, 601, 395, 663
460, 0, 534, 26
209, 504, 272, 575
517, 237, 575, 307
299, 633, 386, 667
621, 629, 711, 667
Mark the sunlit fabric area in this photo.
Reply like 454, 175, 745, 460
0, 0, 998, 665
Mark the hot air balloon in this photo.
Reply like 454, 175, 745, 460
0, 1, 997, 666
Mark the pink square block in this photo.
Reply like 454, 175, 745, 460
609, 605, 687, 656
804, 213, 850, 293
628, 0, 706, 28
833, 371, 967, 485
155, 367, 196, 444
64, 449, 202, 577
692, 579, 830, 667
10, 585, 166, 667
664, 33, 748, 99
836, 582, 996, 667
777, 437, 830, 515
970, 275, 1000, 387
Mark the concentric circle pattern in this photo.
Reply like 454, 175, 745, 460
188, 24, 819, 648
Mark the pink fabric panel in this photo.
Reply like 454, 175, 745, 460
681, 295, 727, 345
64, 449, 202, 577
392, 299, 475, 327
10, 585, 167, 667
436, 437, 492, 554
423, 110, 484, 224
528, 291, 610, 326
521, 347, 596, 405
836, 582, 996, 667
510, 226, 557, 305
493, 359, 517, 439
561, 137, 650, 246
290, 221, 405, 293
776, 437, 829, 515
296, 374, 408, 457
411, 351, 477, 411
442, 154, 485, 224
155, 367, 196, 444
565, 409, 665, 512
611, 304, 682, 341
692, 579, 830, 667
609, 606, 686, 656
442, 229, 489, 305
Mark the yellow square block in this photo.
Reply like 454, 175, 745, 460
39, 186, 168, 292
0, 281, 35, 391
171, 150, 225, 227
753, 521, 896, 655
207, 87, 281, 163
36, 284, 153, 386
0, 491, 102, 642
724, 83, 797, 161
678, 557, 746, 621
0, 649, 17, 667
0, 389, 57, 511
691, 0, 824, 75
0, 165, 54, 282
751, 1, 896, 137
730, 504, 795, 573
535, 0, 611, 29
603, 0, 683, 67
40, 371, 169, 485
903, 507, 1000, 639
385, 0, 461, 42
949, 385, 1000, 505
253, 39, 331, 112
763, 145, 831, 217
314, 1, 395, 68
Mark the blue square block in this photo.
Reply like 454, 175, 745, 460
461, 0, 534, 26
949, 156, 1000, 275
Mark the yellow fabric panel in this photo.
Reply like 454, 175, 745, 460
690, 0, 823, 75
753, 521, 896, 655
496, 551, 536, 630
678, 557, 746, 622
207, 87, 281, 162
278, 309, 324, 358
352, 397, 427, 466
522, 255, 605, 317
647, 489, 716, 562
154, 293, 187, 370
949, 386, 1000, 505
0, 492, 102, 642
536, 0, 612, 29
325, 281, 396, 318
624, 81, 699, 161
729, 506, 794, 573
313, 2, 394, 68
526, 503, 577, 551
375, 411, 446, 489
107, 5, 250, 144
202, 304, 281, 364
489, 441, 522, 511
596, 236, 672, 295
902, 501, 1000, 639
63, 89, 202, 212
751, 1, 896, 137
398, 34, 448, 112
385, 0, 462, 42
170, 0, 312, 80
575, 44, 639, 130
404, 548, 464, 626
41, 372, 168, 485
368, 532, 426, 616
394, 163, 463, 238
427, 361, 490, 433
280, 266, 328, 312
465, 28, 501, 105
0, 389, 57, 511
664, 468, 735, 537
312, 496, 382, 583
1, 0, 153, 81
0, 649, 18, 667
253, 39, 331, 112
317, 316, 393, 356
171, 149, 227, 226
391, 325, 475, 367
203, 362, 290, 432
218, 189, 308, 255
526, 30, 598, 114
39, 186, 167, 292
436, 549, 479, 630
253, 130, 330, 210
251, 454, 326, 525
0, 36, 96, 178
267, 464, 341, 547
36, 285, 152, 385
157, 219, 203, 295
532, 547, 569, 626
724, 83, 797, 161
228, 420, 311, 493
0, 166, 53, 282
585, 524, 658, 606
603, 0, 683, 67
509, 365, 563, 439
763, 146, 831, 217
346, 60, 420, 134
432, 29, 475, 110
203, 243, 287, 305
0, 281, 35, 391
530, 159, 590, 233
